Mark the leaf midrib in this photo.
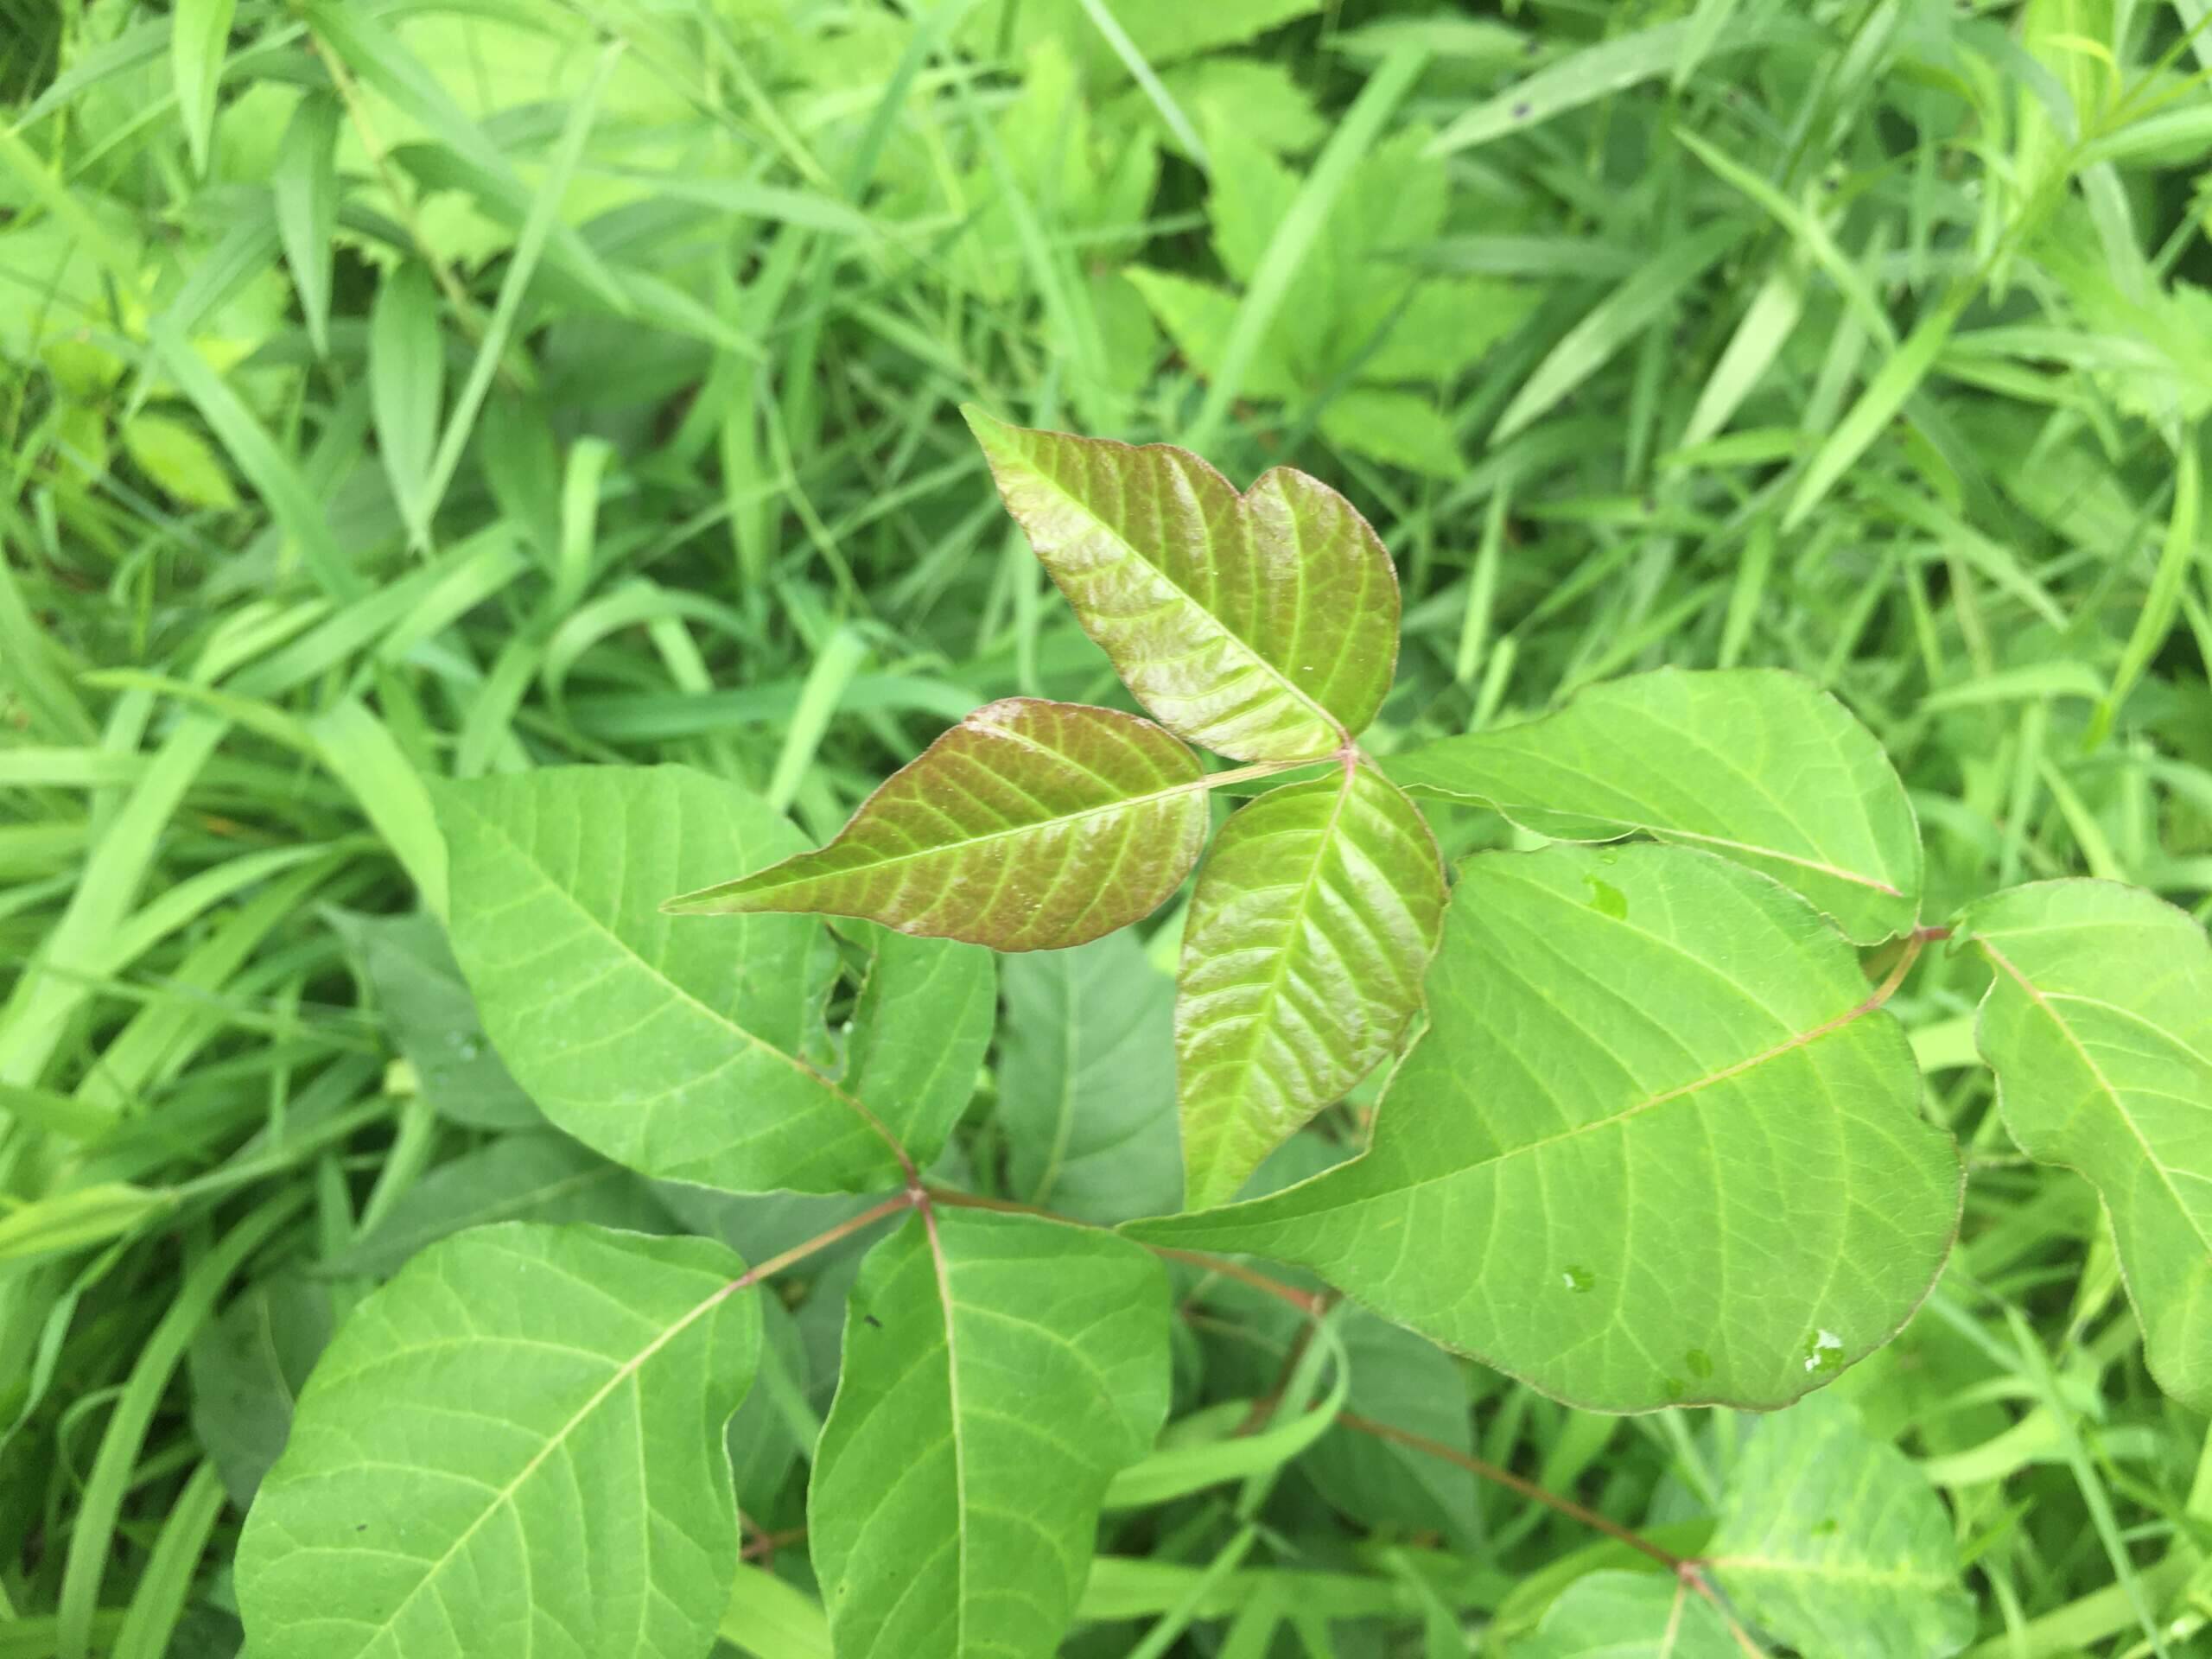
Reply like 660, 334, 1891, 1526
1400, 786, 1904, 899
683, 769, 1212, 904
1190, 766, 1359, 1196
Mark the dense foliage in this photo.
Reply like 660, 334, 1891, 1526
3, 3, 2212, 1657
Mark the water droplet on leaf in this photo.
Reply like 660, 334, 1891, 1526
1802, 1328, 1844, 1373
1561, 1264, 1595, 1294
1583, 875, 1628, 919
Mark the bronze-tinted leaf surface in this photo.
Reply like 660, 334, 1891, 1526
664, 698, 1208, 951
966, 410, 1398, 762
1178, 765, 1445, 1208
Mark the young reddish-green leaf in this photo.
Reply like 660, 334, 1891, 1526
1131, 843, 1961, 1412
1385, 668, 1921, 944
1961, 880, 2212, 1410
664, 698, 1209, 950
237, 1224, 760, 1659
1178, 765, 1445, 1208
964, 411, 1398, 762
810, 1208, 1172, 1659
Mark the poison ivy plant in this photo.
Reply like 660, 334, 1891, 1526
236, 417, 2212, 1659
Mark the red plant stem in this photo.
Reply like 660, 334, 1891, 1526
730, 1194, 912, 1291
895, 1190, 1685, 1567
1337, 1412, 1687, 1572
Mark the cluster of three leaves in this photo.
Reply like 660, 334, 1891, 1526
671, 410, 1450, 1211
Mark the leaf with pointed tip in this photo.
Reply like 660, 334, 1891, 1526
965, 411, 1398, 762
1000, 931, 1184, 1224
1961, 880, 2212, 1410
1178, 765, 1445, 1209
1707, 1393, 1976, 1657
810, 1208, 1172, 1659
237, 1224, 760, 1659
437, 766, 990, 1193
1385, 668, 1921, 944
665, 699, 1209, 951
1511, 1573, 1736, 1658
1128, 844, 1960, 1412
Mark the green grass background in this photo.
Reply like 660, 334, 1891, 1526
3, 0, 2211, 1654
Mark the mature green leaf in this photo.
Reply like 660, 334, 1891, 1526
965, 415, 1399, 761
326, 1131, 672, 1280
236, 1224, 760, 1659
331, 911, 539, 1131
121, 413, 239, 511
1510, 1572, 1735, 1658
1130, 843, 1960, 1411
1178, 765, 1445, 1209
665, 700, 1209, 950
188, 1275, 332, 1508
1000, 931, 1184, 1224
1961, 880, 2212, 1409
1386, 668, 1922, 944
1707, 1393, 1975, 1657
810, 1208, 1171, 1659
438, 766, 965, 1193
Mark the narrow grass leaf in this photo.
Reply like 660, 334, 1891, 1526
236, 1224, 760, 1659
146, 317, 359, 599
272, 94, 342, 357
1185, 43, 1427, 448
1785, 292, 1966, 531
370, 264, 444, 543
170, 0, 237, 175
1130, 844, 1961, 1412
1492, 219, 1746, 442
